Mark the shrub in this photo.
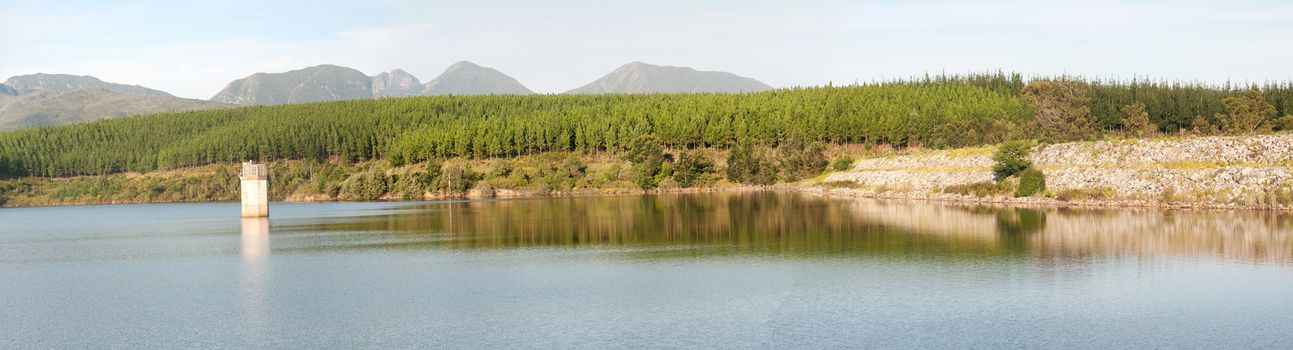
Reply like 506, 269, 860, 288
672, 150, 714, 188
725, 141, 777, 185
992, 141, 1033, 181
631, 153, 664, 190
417, 160, 443, 192
776, 138, 828, 181
339, 170, 389, 200
1014, 169, 1046, 197
1053, 187, 1114, 201
488, 159, 513, 178
1273, 115, 1293, 132
539, 156, 587, 192
831, 155, 855, 171
942, 181, 1010, 197
439, 164, 480, 194
623, 135, 662, 164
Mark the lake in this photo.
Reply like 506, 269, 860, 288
2, 192, 1291, 349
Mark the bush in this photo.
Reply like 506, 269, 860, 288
1014, 169, 1046, 197
439, 164, 480, 194
1273, 115, 1293, 132
776, 138, 828, 181
623, 135, 662, 164
831, 155, 855, 171
1054, 187, 1114, 201
631, 153, 664, 190
992, 141, 1033, 181
539, 156, 587, 192
672, 150, 714, 188
943, 181, 1010, 197
339, 169, 389, 200
725, 141, 777, 185
488, 159, 513, 178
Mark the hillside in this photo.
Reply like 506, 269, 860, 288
568, 62, 772, 94
0, 89, 229, 130
0, 78, 1033, 178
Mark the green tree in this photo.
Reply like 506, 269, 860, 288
1014, 169, 1046, 197
1217, 89, 1277, 134
1119, 102, 1157, 137
631, 153, 664, 190
672, 150, 714, 188
776, 138, 829, 181
725, 141, 777, 185
992, 140, 1033, 181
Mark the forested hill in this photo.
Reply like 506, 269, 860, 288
1, 73, 1291, 179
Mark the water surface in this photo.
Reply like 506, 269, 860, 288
2, 192, 1291, 348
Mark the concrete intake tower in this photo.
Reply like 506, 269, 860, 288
240, 162, 269, 218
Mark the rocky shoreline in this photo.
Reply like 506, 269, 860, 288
820, 134, 1293, 211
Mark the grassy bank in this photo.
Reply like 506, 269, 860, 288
0, 150, 748, 207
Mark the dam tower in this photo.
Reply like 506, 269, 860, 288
240, 162, 269, 218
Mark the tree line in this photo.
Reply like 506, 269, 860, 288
1, 72, 1291, 179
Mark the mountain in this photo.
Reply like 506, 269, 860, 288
212, 62, 532, 105
0, 89, 228, 130
370, 69, 422, 98
567, 62, 772, 94
4, 73, 173, 97
210, 64, 374, 105
421, 61, 532, 95
0, 84, 16, 96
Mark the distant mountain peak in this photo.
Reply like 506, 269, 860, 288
371, 68, 422, 98
210, 65, 373, 105
422, 61, 532, 96
3, 73, 173, 97
568, 62, 772, 94
446, 60, 482, 70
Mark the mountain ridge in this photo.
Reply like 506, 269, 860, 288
0, 61, 776, 129
567, 62, 772, 94
4, 73, 174, 97
421, 61, 533, 96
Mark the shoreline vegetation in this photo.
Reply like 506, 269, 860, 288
2, 73, 1292, 210
3, 134, 1291, 211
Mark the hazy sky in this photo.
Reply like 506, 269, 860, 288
2, 0, 1291, 99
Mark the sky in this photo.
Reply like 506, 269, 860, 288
2, 0, 1292, 99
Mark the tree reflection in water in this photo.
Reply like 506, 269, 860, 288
268, 192, 1293, 264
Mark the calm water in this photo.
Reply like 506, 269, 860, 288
2, 192, 1291, 349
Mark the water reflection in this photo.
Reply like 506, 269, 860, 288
270, 192, 1293, 263
240, 217, 271, 259
238, 217, 270, 340
848, 199, 1293, 263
